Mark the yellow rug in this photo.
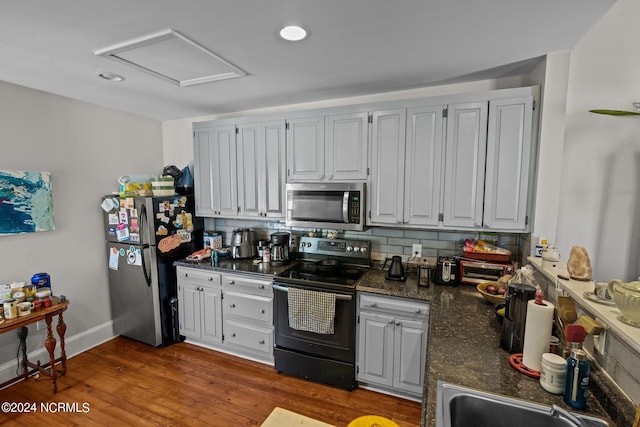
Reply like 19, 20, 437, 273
261, 407, 336, 427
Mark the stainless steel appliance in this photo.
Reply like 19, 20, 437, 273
101, 195, 203, 346
500, 282, 537, 353
285, 182, 366, 231
270, 231, 290, 266
435, 256, 458, 285
273, 236, 371, 390
459, 259, 515, 285
231, 228, 256, 259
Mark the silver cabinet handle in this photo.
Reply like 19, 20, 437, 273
259, 340, 265, 345
369, 303, 378, 308
208, 277, 214, 281
415, 309, 421, 314
259, 284, 265, 289
228, 281, 235, 285
388, 319, 394, 325
395, 321, 401, 326
260, 309, 265, 314
231, 333, 236, 337
182, 273, 188, 277
229, 303, 236, 308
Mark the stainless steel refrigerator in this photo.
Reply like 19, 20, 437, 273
101, 195, 203, 346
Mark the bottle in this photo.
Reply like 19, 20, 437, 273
563, 324, 589, 409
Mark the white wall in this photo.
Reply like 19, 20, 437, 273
556, 0, 640, 282
0, 81, 162, 375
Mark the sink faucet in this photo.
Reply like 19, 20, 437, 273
550, 405, 585, 427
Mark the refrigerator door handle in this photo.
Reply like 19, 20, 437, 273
140, 203, 152, 287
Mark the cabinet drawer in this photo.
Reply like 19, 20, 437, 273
221, 274, 272, 296
224, 291, 272, 324
359, 293, 429, 318
177, 267, 220, 286
223, 319, 273, 355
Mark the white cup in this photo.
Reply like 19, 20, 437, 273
594, 281, 612, 301
18, 301, 33, 316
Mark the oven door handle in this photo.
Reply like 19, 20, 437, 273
273, 284, 353, 301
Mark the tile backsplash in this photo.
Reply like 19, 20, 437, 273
206, 218, 528, 267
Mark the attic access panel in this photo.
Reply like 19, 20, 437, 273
95, 29, 246, 87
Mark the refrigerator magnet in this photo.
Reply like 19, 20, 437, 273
129, 233, 140, 243
109, 247, 119, 270
119, 209, 128, 224
101, 198, 115, 212
108, 213, 118, 225
130, 218, 139, 232
130, 208, 138, 218
116, 222, 130, 241
156, 225, 168, 236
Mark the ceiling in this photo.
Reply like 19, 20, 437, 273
0, 0, 616, 121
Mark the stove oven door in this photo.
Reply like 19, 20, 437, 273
273, 282, 355, 363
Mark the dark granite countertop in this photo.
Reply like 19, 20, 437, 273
174, 257, 294, 279
355, 271, 617, 427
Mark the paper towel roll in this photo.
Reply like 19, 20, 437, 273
522, 299, 555, 371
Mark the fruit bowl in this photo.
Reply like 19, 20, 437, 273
477, 282, 507, 305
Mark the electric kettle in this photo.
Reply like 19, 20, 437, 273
231, 228, 257, 259
386, 256, 406, 282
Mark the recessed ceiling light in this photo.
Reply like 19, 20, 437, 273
98, 72, 125, 82
279, 25, 308, 41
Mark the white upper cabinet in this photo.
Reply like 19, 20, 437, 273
326, 112, 369, 181
369, 109, 407, 225
237, 120, 286, 218
483, 96, 534, 230
404, 106, 445, 227
287, 112, 369, 182
442, 102, 488, 228
286, 116, 325, 181
193, 124, 237, 217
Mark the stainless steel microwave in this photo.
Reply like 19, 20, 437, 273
285, 182, 366, 231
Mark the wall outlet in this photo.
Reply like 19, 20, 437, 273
412, 243, 422, 258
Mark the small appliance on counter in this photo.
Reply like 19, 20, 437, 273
269, 232, 290, 266
500, 282, 537, 353
435, 256, 458, 285
385, 256, 406, 282
231, 228, 256, 259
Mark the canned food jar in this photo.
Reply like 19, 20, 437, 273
3, 299, 17, 320
31, 273, 51, 290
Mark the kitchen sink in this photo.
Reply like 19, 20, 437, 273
436, 381, 609, 427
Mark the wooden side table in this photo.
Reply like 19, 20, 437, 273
0, 297, 69, 393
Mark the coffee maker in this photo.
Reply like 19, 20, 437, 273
500, 282, 537, 353
270, 232, 290, 266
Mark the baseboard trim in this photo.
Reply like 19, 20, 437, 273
0, 320, 115, 389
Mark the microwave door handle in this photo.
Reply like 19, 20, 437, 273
342, 192, 349, 223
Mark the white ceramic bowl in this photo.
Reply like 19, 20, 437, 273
608, 279, 640, 325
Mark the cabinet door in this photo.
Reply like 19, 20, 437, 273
405, 106, 445, 226
178, 282, 201, 340
260, 120, 287, 217
357, 311, 394, 387
286, 116, 325, 181
211, 125, 238, 216
201, 285, 222, 344
237, 123, 261, 218
484, 97, 533, 230
393, 317, 427, 395
326, 112, 369, 181
193, 127, 215, 216
369, 109, 407, 225
237, 120, 286, 218
442, 102, 488, 228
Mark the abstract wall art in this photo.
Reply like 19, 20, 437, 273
0, 170, 55, 235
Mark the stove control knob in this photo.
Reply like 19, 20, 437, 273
346, 246, 353, 252
353, 247, 360, 253
359, 247, 367, 254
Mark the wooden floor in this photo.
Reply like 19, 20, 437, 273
0, 337, 421, 426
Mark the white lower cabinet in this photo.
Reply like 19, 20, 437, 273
357, 293, 429, 399
177, 267, 274, 365
221, 273, 274, 364
177, 267, 222, 346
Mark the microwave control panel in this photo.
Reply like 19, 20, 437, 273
348, 191, 361, 224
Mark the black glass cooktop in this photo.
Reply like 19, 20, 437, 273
276, 260, 368, 289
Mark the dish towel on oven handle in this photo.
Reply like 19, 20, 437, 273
287, 288, 336, 334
